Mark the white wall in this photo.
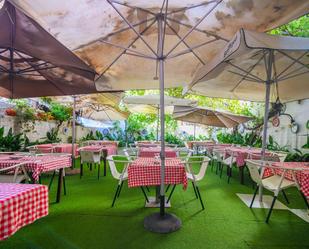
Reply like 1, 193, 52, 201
267, 99, 309, 150
0, 114, 91, 143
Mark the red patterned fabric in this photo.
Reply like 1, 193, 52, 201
138, 147, 177, 158
263, 162, 309, 199
226, 147, 272, 167
53, 144, 79, 156
36, 144, 54, 153
0, 183, 48, 240
128, 158, 187, 189
0, 155, 71, 182
79, 145, 117, 155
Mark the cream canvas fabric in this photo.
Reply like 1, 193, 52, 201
187, 29, 309, 102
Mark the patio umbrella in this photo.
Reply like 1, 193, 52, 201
0, 1, 97, 98
173, 105, 251, 128
123, 94, 197, 140
13, 0, 308, 233
186, 29, 309, 201
79, 104, 128, 121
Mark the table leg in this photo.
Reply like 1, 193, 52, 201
155, 186, 160, 203
240, 166, 244, 185
103, 155, 107, 177
56, 168, 64, 203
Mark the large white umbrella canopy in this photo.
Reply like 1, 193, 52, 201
9, 0, 308, 91
173, 105, 251, 128
186, 29, 309, 102
186, 28, 309, 203
123, 94, 197, 114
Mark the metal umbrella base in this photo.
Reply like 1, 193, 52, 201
144, 212, 181, 234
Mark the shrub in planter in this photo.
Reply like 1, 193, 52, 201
5, 108, 16, 116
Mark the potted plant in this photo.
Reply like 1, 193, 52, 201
5, 108, 16, 116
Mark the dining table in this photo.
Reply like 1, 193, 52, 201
138, 147, 177, 158
0, 183, 49, 240
128, 157, 187, 206
0, 154, 71, 203
79, 145, 117, 176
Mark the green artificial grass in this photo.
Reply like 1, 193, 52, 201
1, 159, 309, 249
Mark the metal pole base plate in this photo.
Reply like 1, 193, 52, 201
144, 212, 181, 234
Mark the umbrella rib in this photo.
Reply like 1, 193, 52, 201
107, 0, 158, 57
166, 38, 217, 61
165, 21, 205, 64
167, 1, 218, 16
14, 51, 67, 95
166, 18, 228, 42
277, 50, 309, 71
227, 61, 264, 82
230, 52, 265, 92
109, 0, 157, 16
73, 17, 155, 51
227, 70, 263, 83
99, 39, 155, 59
165, 0, 222, 58
276, 51, 309, 79
96, 18, 157, 81
277, 65, 308, 81
278, 70, 309, 82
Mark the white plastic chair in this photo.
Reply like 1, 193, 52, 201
80, 150, 101, 179
166, 156, 210, 210
245, 159, 300, 223
0, 162, 30, 183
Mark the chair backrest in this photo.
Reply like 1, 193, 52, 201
0, 163, 29, 183
213, 150, 223, 163
186, 156, 210, 181
80, 150, 100, 163
107, 155, 130, 180
245, 160, 263, 185
272, 151, 289, 162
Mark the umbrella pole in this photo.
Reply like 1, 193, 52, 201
156, 107, 159, 141
71, 95, 76, 168
259, 50, 273, 201
144, 13, 181, 234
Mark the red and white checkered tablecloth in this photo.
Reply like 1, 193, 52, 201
79, 145, 117, 155
0, 155, 71, 182
128, 158, 187, 189
226, 147, 273, 167
0, 183, 48, 241
53, 144, 79, 156
138, 147, 177, 158
263, 162, 309, 199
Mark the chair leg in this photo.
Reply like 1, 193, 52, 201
80, 163, 83, 179
299, 190, 309, 209
48, 171, 56, 190
117, 181, 124, 198
63, 176, 66, 196
146, 186, 150, 192
281, 189, 289, 204
111, 185, 120, 207
250, 185, 259, 208
215, 161, 219, 175
227, 167, 231, 184
195, 186, 205, 210
220, 164, 224, 178
140, 186, 149, 203
165, 184, 171, 193
98, 163, 100, 180
192, 181, 198, 199
266, 195, 277, 223
166, 185, 176, 203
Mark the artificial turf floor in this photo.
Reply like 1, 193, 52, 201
1, 159, 309, 249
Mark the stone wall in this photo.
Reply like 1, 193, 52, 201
0, 115, 91, 143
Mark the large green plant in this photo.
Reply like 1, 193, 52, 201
0, 127, 24, 151
42, 128, 61, 144
285, 149, 309, 162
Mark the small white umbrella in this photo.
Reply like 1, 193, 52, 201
173, 105, 252, 128
123, 94, 197, 139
